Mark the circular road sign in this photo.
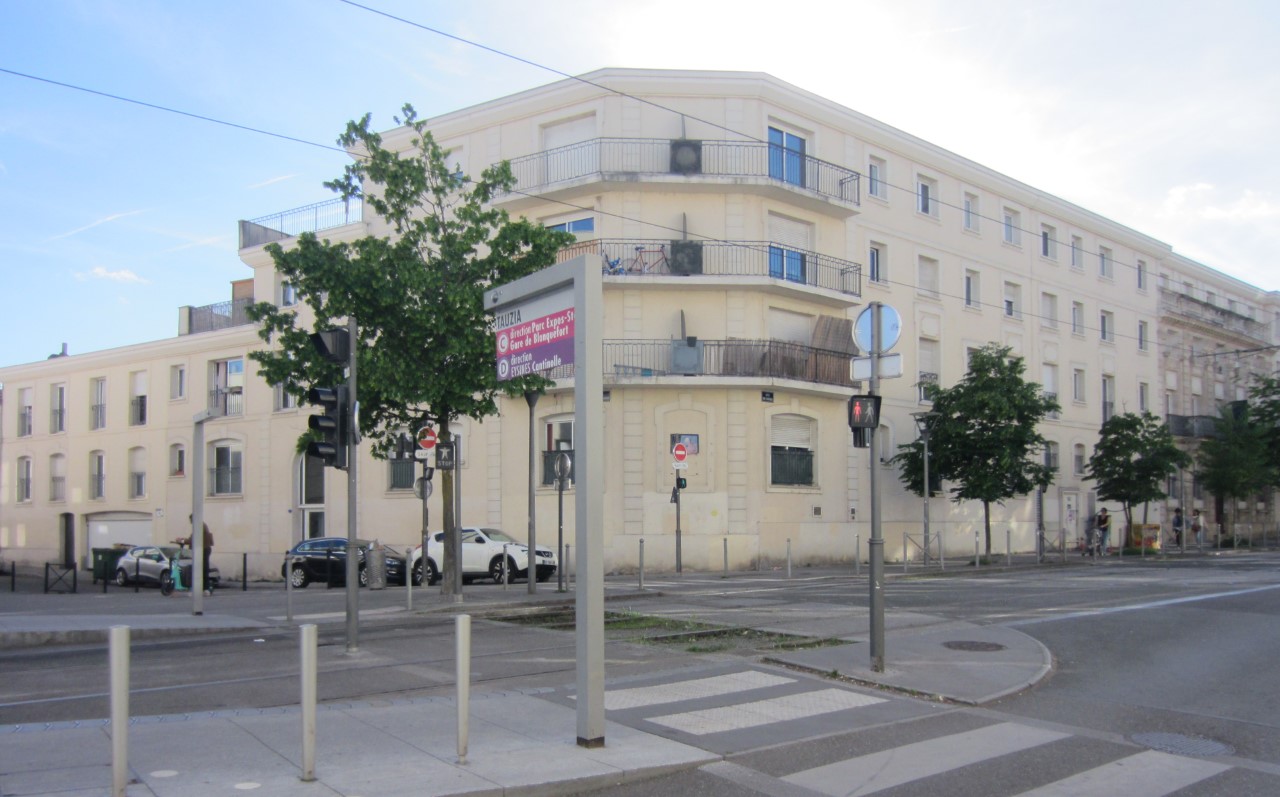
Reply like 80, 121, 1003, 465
673, 443, 688, 462
854, 304, 902, 354
417, 427, 437, 450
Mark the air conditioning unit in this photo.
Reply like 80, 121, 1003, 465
671, 337, 705, 375
669, 139, 703, 174
669, 241, 704, 275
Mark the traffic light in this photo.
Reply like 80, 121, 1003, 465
306, 385, 349, 469
676, 476, 688, 490
851, 427, 870, 448
848, 395, 882, 430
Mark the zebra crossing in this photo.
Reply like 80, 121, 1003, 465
569, 664, 1269, 796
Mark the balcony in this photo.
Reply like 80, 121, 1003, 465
183, 298, 255, 336
557, 239, 860, 297
239, 197, 363, 249
1167, 414, 1220, 438
1159, 289, 1270, 343
209, 388, 244, 418
500, 138, 860, 217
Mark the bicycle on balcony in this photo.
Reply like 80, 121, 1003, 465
625, 244, 669, 275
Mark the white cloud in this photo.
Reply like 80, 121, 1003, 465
75, 266, 150, 284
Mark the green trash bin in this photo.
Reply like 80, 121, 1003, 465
91, 547, 128, 584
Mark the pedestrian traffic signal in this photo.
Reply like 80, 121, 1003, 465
306, 385, 349, 469
848, 395, 881, 430
676, 477, 688, 490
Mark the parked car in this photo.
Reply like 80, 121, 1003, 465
409, 527, 557, 586
281, 537, 406, 588
114, 545, 221, 588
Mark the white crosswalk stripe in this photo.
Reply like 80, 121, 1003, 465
601, 670, 794, 710
784, 722, 1070, 796
648, 688, 886, 735
1012, 749, 1230, 796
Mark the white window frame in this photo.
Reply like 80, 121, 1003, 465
1100, 310, 1114, 342
917, 176, 938, 217
1041, 293, 1058, 328
917, 255, 939, 298
1071, 302, 1085, 335
963, 192, 979, 232
1073, 368, 1086, 402
1041, 224, 1058, 259
16, 456, 32, 503
210, 440, 243, 496
964, 269, 981, 308
1002, 208, 1021, 245
170, 364, 186, 400
868, 157, 888, 200
1138, 320, 1149, 351
1070, 236, 1084, 269
869, 243, 886, 284
1099, 246, 1114, 279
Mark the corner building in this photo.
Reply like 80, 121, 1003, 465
3, 69, 1276, 577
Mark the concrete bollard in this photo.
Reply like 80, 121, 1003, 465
786, 538, 792, 579
855, 533, 861, 577
638, 538, 645, 591
456, 615, 471, 764
300, 624, 317, 782
110, 626, 129, 797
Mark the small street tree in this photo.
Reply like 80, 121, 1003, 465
248, 105, 572, 594
1085, 412, 1190, 539
892, 344, 1058, 558
1249, 372, 1280, 486
1197, 402, 1277, 540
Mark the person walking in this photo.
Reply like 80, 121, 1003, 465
1171, 508, 1184, 548
179, 515, 214, 595
1191, 509, 1204, 547
1096, 508, 1112, 557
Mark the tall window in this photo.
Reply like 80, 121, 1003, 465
1072, 368, 1086, 402
917, 256, 939, 298
917, 176, 938, 217
129, 371, 148, 426
542, 417, 575, 486
210, 440, 243, 495
1041, 293, 1058, 328
16, 457, 32, 502
1102, 375, 1115, 422
274, 384, 298, 411
768, 213, 812, 285
963, 192, 979, 231
280, 280, 298, 307
868, 243, 886, 284
1099, 246, 1114, 279
1136, 260, 1147, 290
170, 364, 186, 400
768, 126, 805, 187
868, 157, 887, 199
49, 454, 66, 501
1100, 310, 1114, 342
1070, 236, 1084, 269
1138, 320, 1149, 351
90, 378, 107, 430
1044, 442, 1060, 472
964, 269, 981, 308
90, 451, 106, 499
128, 447, 146, 499
169, 444, 186, 477
17, 387, 33, 437
50, 384, 66, 434
211, 358, 244, 416
918, 339, 939, 403
1139, 382, 1150, 413
1071, 302, 1085, 335
770, 414, 815, 486
1002, 208, 1021, 245
1041, 224, 1057, 259
1073, 444, 1087, 475
1003, 282, 1022, 319
389, 459, 415, 490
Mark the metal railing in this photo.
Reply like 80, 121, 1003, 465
90, 403, 106, 430
49, 476, 65, 502
239, 197, 363, 249
1167, 414, 1220, 438
557, 238, 860, 296
49, 407, 65, 434
187, 298, 255, 335
1043, 391, 1061, 419
17, 407, 32, 436
503, 138, 860, 206
209, 388, 244, 417
917, 372, 938, 403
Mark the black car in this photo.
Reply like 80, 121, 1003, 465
281, 537, 406, 588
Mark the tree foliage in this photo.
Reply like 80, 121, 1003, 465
1249, 372, 1280, 487
1085, 412, 1190, 534
1197, 402, 1277, 534
892, 344, 1059, 555
247, 104, 573, 592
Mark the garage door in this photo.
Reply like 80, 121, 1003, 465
88, 515, 152, 549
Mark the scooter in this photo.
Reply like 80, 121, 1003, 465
160, 544, 207, 596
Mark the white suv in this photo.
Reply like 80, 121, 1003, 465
410, 527, 557, 585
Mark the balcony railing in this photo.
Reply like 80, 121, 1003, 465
239, 197, 363, 249
90, 403, 106, 430
917, 372, 938, 403
49, 476, 65, 502
556, 239, 861, 296
1167, 414, 1220, 438
185, 298, 255, 335
208, 388, 244, 418
49, 407, 65, 434
1159, 290, 1270, 342
503, 138, 860, 206
1043, 391, 1061, 420
17, 407, 32, 437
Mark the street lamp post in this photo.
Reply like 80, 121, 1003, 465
912, 412, 939, 567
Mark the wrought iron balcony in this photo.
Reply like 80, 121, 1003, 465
1167, 414, 1220, 438
239, 197, 364, 249
184, 298, 255, 335
501, 138, 860, 211
1159, 289, 1270, 343
556, 239, 860, 296
209, 388, 244, 418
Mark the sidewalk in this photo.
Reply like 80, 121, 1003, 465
0, 569, 1051, 796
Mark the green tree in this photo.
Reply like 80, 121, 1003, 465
1249, 372, 1280, 486
892, 344, 1059, 557
1197, 402, 1277, 539
248, 105, 572, 594
1085, 412, 1190, 538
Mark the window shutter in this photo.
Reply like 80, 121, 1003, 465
768, 213, 812, 252
771, 414, 813, 449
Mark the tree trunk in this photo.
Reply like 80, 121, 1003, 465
983, 501, 992, 559
440, 422, 458, 597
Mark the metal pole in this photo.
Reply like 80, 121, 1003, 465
566, 544, 572, 590
854, 533, 860, 577
502, 543, 509, 590
456, 614, 470, 764
557, 463, 566, 593
191, 411, 210, 616
675, 474, 683, 574
421, 460, 431, 594
300, 624, 317, 782
786, 538, 792, 579
345, 316, 359, 653
723, 537, 728, 578
1007, 528, 1012, 567
1060, 528, 1066, 564
903, 532, 908, 574
638, 538, 645, 590
286, 555, 294, 624
975, 530, 980, 569
922, 428, 931, 567
242, 552, 248, 592
526, 391, 539, 595
110, 625, 129, 797
868, 302, 885, 672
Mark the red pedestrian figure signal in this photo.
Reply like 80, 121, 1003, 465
848, 395, 882, 430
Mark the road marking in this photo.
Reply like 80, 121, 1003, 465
599, 670, 794, 710
1013, 750, 1230, 796
784, 722, 1068, 796
1006, 583, 1280, 626
648, 688, 885, 735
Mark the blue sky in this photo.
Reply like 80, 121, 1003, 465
2, 0, 1278, 368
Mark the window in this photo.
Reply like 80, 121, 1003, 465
770, 414, 815, 486
389, 459, 415, 490
211, 358, 244, 416
169, 444, 186, 477
768, 246, 808, 284
1071, 302, 1085, 335
1041, 293, 1058, 328
90, 451, 105, 499
1102, 375, 1115, 422
1072, 368, 1086, 402
1073, 444, 1087, 475
918, 339, 939, 403
1100, 310, 1114, 342
868, 157, 887, 199
1002, 208, 1021, 245
542, 417, 575, 486
1070, 235, 1084, 269
1044, 442, 1060, 472
768, 126, 805, 187
280, 281, 297, 307
16, 457, 32, 502
210, 440, 243, 495
1042, 363, 1060, 417
963, 192, 979, 231
1136, 260, 1147, 290
1041, 224, 1057, 259
546, 217, 595, 235
49, 454, 66, 501
274, 384, 298, 411
170, 365, 186, 400
1099, 246, 1113, 279
1138, 320, 1149, 351
1003, 282, 1022, 319
50, 384, 66, 434
1139, 382, 1150, 413
964, 269, 981, 308
129, 371, 147, 426
768, 213, 813, 285
128, 447, 146, 499
90, 378, 107, 430
868, 243, 886, 283
917, 176, 938, 217
917, 256, 939, 298
17, 388, 33, 437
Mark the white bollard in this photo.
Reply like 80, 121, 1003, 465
456, 614, 471, 764
300, 624, 317, 782
786, 538, 792, 579
110, 626, 129, 797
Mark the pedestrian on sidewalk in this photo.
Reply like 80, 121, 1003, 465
1096, 508, 1111, 557
1191, 509, 1204, 547
1172, 508, 1184, 547
178, 515, 215, 595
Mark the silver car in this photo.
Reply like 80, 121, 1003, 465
114, 545, 221, 588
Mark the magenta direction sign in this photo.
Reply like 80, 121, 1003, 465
494, 288, 575, 382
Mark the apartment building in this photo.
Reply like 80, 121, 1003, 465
3, 69, 1276, 577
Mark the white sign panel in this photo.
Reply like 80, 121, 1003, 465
852, 353, 904, 380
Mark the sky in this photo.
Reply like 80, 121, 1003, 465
2, 0, 1278, 368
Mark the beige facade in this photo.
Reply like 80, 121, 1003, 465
3, 69, 1277, 577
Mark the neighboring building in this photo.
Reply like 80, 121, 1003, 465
2, 69, 1277, 577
